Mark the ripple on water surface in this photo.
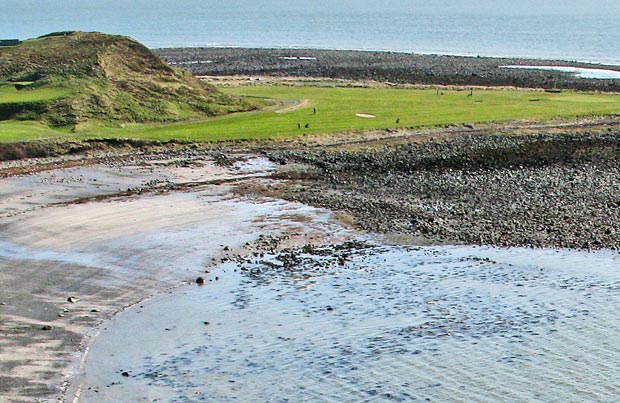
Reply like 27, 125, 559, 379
81, 244, 620, 402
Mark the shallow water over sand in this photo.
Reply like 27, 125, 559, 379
502, 65, 620, 79
79, 244, 620, 402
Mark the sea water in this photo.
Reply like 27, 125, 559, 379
78, 243, 620, 402
2, 0, 620, 64
502, 65, 620, 79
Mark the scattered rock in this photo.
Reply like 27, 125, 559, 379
156, 47, 620, 93
67, 296, 79, 303
270, 131, 620, 251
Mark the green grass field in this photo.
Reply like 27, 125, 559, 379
0, 82, 72, 139
0, 120, 72, 142
1, 85, 620, 142
0, 82, 71, 104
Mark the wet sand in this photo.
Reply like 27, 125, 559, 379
78, 243, 620, 402
0, 152, 352, 402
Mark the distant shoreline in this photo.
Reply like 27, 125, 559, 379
155, 47, 620, 92
153, 45, 620, 67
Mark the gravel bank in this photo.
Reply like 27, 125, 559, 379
156, 48, 620, 92
267, 130, 620, 250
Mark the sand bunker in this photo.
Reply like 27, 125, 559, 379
356, 113, 376, 118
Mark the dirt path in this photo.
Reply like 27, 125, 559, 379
275, 98, 310, 113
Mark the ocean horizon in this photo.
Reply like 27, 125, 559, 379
2, 0, 620, 64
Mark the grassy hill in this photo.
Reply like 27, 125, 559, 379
0, 31, 253, 127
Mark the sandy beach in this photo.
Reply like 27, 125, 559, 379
0, 149, 353, 402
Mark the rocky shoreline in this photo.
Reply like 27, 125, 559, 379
156, 47, 620, 92
263, 129, 620, 250
3, 122, 620, 402
4, 120, 620, 252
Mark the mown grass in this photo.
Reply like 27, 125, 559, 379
0, 82, 71, 104
82, 86, 620, 141
1, 85, 620, 143
0, 120, 70, 142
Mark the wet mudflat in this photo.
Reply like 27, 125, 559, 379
80, 243, 620, 403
